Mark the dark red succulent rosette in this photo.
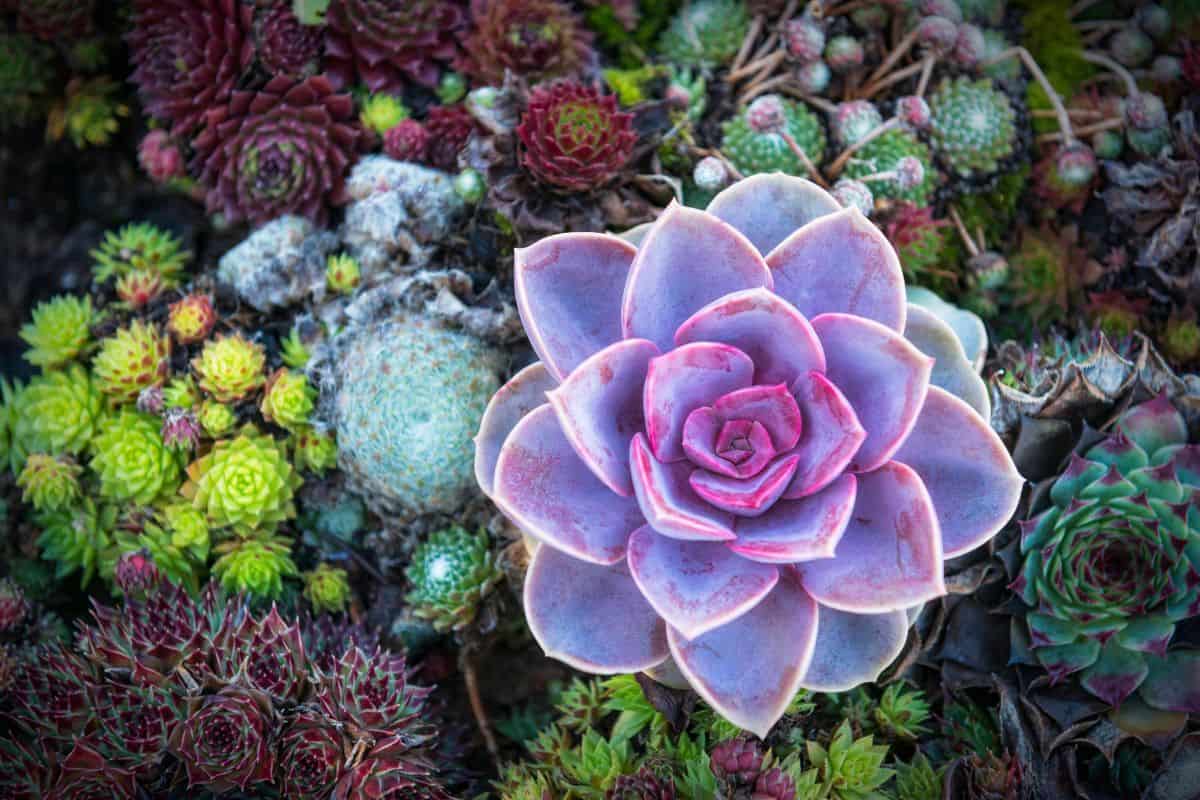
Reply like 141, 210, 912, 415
209, 605, 309, 701
90, 681, 182, 778
324, 0, 466, 93
49, 739, 139, 800
465, 0, 593, 85
256, 3, 323, 78
330, 738, 452, 800
425, 104, 477, 171
191, 75, 361, 226
127, 0, 255, 136
314, 647, 433, 741
0, 728, 55, 798
6, 645, 95, 743
516, 81, 637, 193
169, 684, 277, 793
277, 710, 346, 799
16, 0, 94, 41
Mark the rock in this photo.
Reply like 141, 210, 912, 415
217, 216, 336, 311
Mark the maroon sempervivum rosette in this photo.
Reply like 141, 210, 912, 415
90, 682, 180, 779
49, 739, 138, 800
425, 104, 478, 171
331, 740, 452, 800
315, 647, 433, 742
324, 0, 466, 92
17, 0, 94, 41
191, 75, 360, 225
465, 0, 593, 85
209, 605, 308, 700
277, 711, 346, 799
7, 645, 94, 743
516, 81, 636, 193
128, 0, 255, 136
476, 174, 1023, 735
256, 3, 323, 78
169, 684, 277, 793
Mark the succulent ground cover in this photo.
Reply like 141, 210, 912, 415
1, 0, 1200, 798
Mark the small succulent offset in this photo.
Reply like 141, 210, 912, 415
1016, 394, 1200, 710
405, 525, 503, 633
928, 76, 1017, 179
476, 174, 1021, 735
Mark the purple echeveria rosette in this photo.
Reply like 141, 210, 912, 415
474, 174, 1023, 736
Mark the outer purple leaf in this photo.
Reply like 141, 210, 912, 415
811, 313, 933, 473
800, 606, 909, 692
689, 454, 800, 517
494, 405, 643, 565
525, 544, 669, 673
706, 173, 842, 255
547, 339, 659, 497
765, 207, 906, 331
474, 362, 558, 497
892, 386, 1023, 558
631, 433, 736, 541
712, 384, 804, 452
626, 526, 779, 639
621, 202, 773, 352
902, 304, 989, 418
674, 288, 826, 387
644, 342, 755, 463
730, 474, 857, 563
797, 462, 946, 613
785, 371, 866, 498
515, 233, 637, 381
1080, 641, 1149, 708
683, 411, 776, 479
1119, 393, 1188, 456
1139, 650, 1200, 713
669, 574, 818, 737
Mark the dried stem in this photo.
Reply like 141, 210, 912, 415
982, 47, 1076, 143
1036, 117, 1123, 142
866, 27, 919, 86
915, 54, 935, 97
461, 649, 500, 767
731, 14, 765, 73
826, 117, 900, 177
728, 49, 785, 83
738, 73, 793, 105
948, 205, 981, 257
782, 87, 837, 113
1032, 108, 1106, 119
860, 57, 929, 99
1081, 50, 1140, 96
780, 131, 829, 187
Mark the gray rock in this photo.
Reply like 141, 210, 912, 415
217, 216, 337, 311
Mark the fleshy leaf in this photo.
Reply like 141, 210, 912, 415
811, 314, 933, 473
683, 411, 776, 479
1079, 641, 1149, 707
626, 526, 779, 639
689, 454, 800, 517
674, 288, 826, 387
903, 304, 989, 418
1118, 393, 1188, 457
515, 233, 637, 381
731, 474, 857, 563
669, 574, 818, 737
766, 208, 906, 332
892, 386, 1023, 558
494, 405, 643, 565
1109, 697, 1188, 750
547, 339, 659, 497
712, 384, 804, 452
797, 462, 945, 613
621, 202, 772, 352
1116, 616, 1175, 657
800, 606, 908, 692
905, 286, 987, 371
1139, 650, 1200, 713
785, 371, 866, 498
630, 433, 736, 541
643, 342, 755, 463
525, 544, 669, 673
706, 173, 842, 255
474, 362, 557, 497
1036, 640, 1102, 683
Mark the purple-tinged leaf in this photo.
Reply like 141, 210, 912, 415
669, 574, 818, 737
689, 455, 800, 517
674, 288, 826, 387
626, 526, 779, 639
1116, 617, 1175, 658
1119, 393, 1188, 457
800, 606, 908, 692
1035, 640, 1101, 684
622, 202, 772, 352
1080, 641, 1149, 707
548, 339, 659, 497
494, 405, 643, 565
706, 173, 841, 255
525, 544, 669, 673
711, 384, 804, 452
1139, 650, 1200, 713
474, 362, 557, 497
631, 433, 736, 541
798, 462, 945, 613
731, 474, 857, 563
1109, 697, 1187, 750
683, 411, 777, 479
784, 371, 865, 498
515, 233, 636, 381
902, 304, 989, 418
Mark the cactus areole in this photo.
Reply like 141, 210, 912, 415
475, 174, 1022, 736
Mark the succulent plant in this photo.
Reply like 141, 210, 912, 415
19, 294, 93, 368
17, 453, 83, 512
465, 0, 592, 85
105, 518, 207, 594
824, 35, 864, 72
292, 425, 339, 475
359, 93, 408, 135
406, 526, 503, 632
831, 178, 874, 215
884, 204, 956, 287
424, 103, 477, 172
46, 76, 129, 149
325, 0, 465, 92
326, 253, 361, 294
192, 333, 266, 403
304, 563, 352, 614
843, 128, 937, 206
384, 118, 431, 162
256, 2, 323, 78
315, 645, 432, 741
139, 128, 188, 183
928, 77, 1017, 179
89, 410, 183, 505
115, 268, 166, 309
476, 174, 1021, 735
128, 0, 255, 136
198, 400, 239, 438
609, 767, 678, 799
1033, 142, 1097, 214
1016, 395, 1200, 709
260, 368, 316, 431
12, 365, 103, 457
7, 644, 96, 743
0, 578, 31, 634
112, 549, 164, 599
784, 17, 826, 63
36, 499, 116, 586
92, 320, 172, 404
167, 294, 216, 345
832, 101, 883, 148
191, 75, 361, 225
182, 431, 301, 533
721, 95, 827, 177
16, 0, 94, 42
211, 535, 299, 599
0, 33, 53, 131
90, 222, 190, 288
658, 0, 749, 70
517, 81, 637, 193
169, 684, 277, 792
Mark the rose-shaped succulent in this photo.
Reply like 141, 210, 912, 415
19, 294, 92, 368
277, 710, 345, 798
167, 294, 216, 344
256, 3, 323, 78
169, 684, 277, 793
405, 526, 503, 632
92, 320, 171, 404
191, 75, 360, 225
260, 368, 315, 431
1016, 395, 1200, 710
116, 269, 167, 309
8, 644, 94, 742
89, 410, 183, 505
332, 749, 452, 800
315, 646, 432, 740
198, 400, 238, 438
210, 605, 308, 698
49, 739, 139, 799
113, 550, 163, 598
465, 0, 593, 86
90, 222, 189, 288
305, 563, 352, 614
213, 536, 300, 599
192, 334, 266, 402
475, 175, 1022, 735
325, 0, 465, 92
90, 682, 180, 778
182, 432, 301, 533
17, 453, 83, 512
292, 425, 338, 475
11, 366, 102, 457
139, 129, 186, 183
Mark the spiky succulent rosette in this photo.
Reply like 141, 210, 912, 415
7, 644, 95, 743
182, 432, 301, 533
19, 294, 92, 368
928, 76, 1017, 180
843, 129, 937, 207
256, 3, 323, 78
277, 709, 346, 797
92, 320, 172, 404
191, 75, 361, 225
261, 368, 316, 431
10, 366, 102, 458
127, 0, 255, 136
657, 0, 749, 69
405, 526, 503, 632
476, 174, 1022, 735
209, 605, 307, 698
213, 534, 300, 599
17, 453, 83, 512
91, 222, 190, 287
89, 410, 183, 505
1017, 394, 1200, 709
315, 646, 433, 742
169, 684, 277, 792
721, 95, 827, 177
192, 333, 266, 402
465, 0, 593, 86
516, 81, 636, 193
324, 0, 465, 92
167, 293, 216, 344
36, 499, 116, 586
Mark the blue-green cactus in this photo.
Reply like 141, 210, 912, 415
928, 76, 1017, 179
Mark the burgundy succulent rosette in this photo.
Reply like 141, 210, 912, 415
475, 175, 1023, 735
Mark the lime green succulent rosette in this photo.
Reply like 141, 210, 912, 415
89, 410, 183, 505
260, 369, 315, 431
405, 526, 503, 632
198, 401, 238, 438
92, 320, 171, 403
291, 426, 337, 475
325, 253, 361, 295
304, 563, 352, 613
192, 334, 266, 403
90, 222, 190, 287
11, 365, 103, 459
358, 93, 408, 134
17, 454, 83, 512
181, 431, 302, 534
36, 498, 117, 587
212, 535, 298, 599
280, 328, 312, 369
163, 376, 201, 410
101, 504, 211, 593
928, 76, 1017, 180
19, 294, 93, 368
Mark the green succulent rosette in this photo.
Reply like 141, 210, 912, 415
1018, 394, 1200, 711
19, 295, 93, 369
197, 401, 238, 438
405, 526, 502, 632
181, 431, 301, 534
291, 426, 337, 475
303, 563, 352, 614
657, 0, 748, 69
928, 76, 1017, 180
17, 454, 83, 512
192, 334, 266, 403
90, 410, 183, 505
90, 222, 189, 287
260, 369, 315, 432
212, 535, 298, 599
721, 97, 827, 178
843, 128, 937, 206
11, 365, 103, 459
92, 320, 171, 404
36, 499, 117, 587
